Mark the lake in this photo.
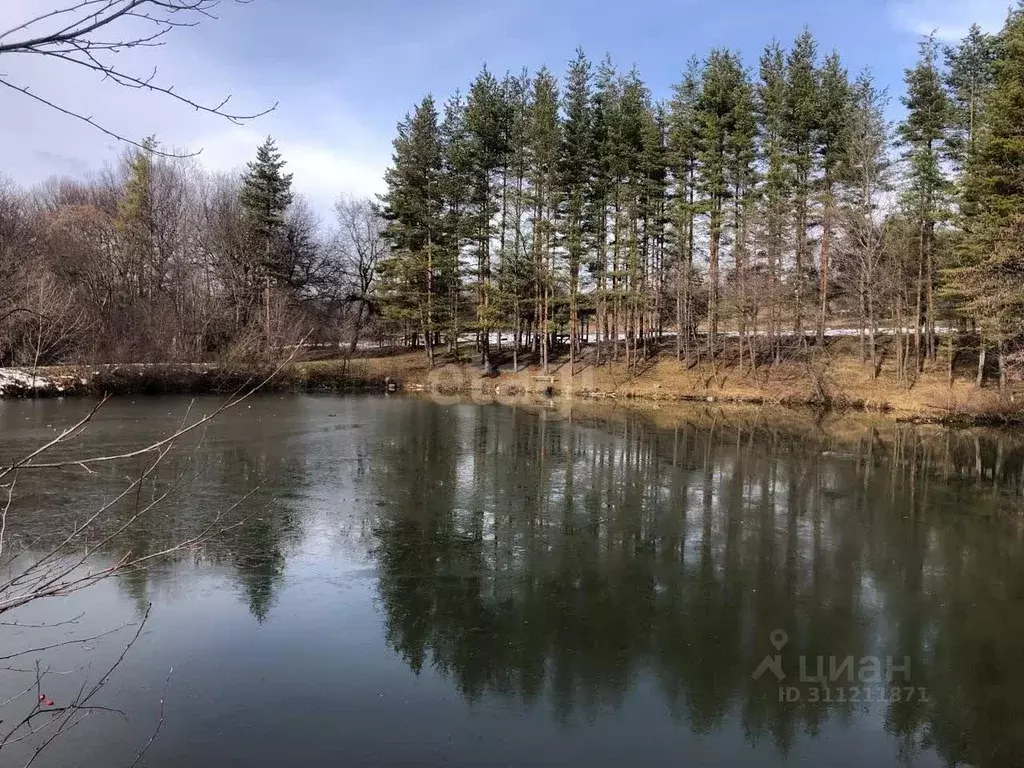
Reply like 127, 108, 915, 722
1, 394, 1023, 767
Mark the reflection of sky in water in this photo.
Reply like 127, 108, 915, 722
3, 395, 1020, 766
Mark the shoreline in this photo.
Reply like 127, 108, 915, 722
3, 352, 1023, 428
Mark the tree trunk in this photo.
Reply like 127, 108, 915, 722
707, 193, 721, 362
612, 194, 621, 363
349, 301, 365, 356
426, 234, 434, 369
512, 320, 519, 373
858, 272, 866, 364
818, 197, 831, 347
794, 183, 806, 344
946, 329, 955, 387
998, 340, 1006, 394
925, 221, 936, 360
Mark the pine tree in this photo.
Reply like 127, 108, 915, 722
945, 24, 997, 173
898, 35, 951, 367
239, 136, 294, 339
839, 71, 891, 374
560, 48, 594, 371
668, 57, 702, 360
497, 69, 532, 372
696, 49, 749, 359
527, 67, 561, 371
601, 61, 630, 362
115, 135, 157, 302
757, 41, 789, 361
367, 25, 1024, 389
783, 29, 820, 342
640, 101, 668, 363
816, 51, 851, 345
617, 67, 654, 368
495, 73, 518, 358
590, 56, 619, 364
953, 8, 1024, 391
725, 65, 757, 370
464, 67, 507, 367
379, 96, 444, 365
439, 91, 471, 354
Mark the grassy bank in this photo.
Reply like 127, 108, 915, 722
3, 336, 1023, 425
391, 335, 1024, 426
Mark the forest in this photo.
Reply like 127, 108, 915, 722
0, 136, 385, 366
3, 7, 1024, 393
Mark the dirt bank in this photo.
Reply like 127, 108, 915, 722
3, 343, 1023, 427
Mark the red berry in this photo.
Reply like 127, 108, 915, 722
38, 694, 45, 702
45, 700, 53, 707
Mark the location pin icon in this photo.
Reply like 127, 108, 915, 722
770, 629, 788, 651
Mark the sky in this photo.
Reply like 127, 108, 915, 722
0, 0, 1015, 222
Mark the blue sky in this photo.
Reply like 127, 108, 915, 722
0, 0, 1013, 220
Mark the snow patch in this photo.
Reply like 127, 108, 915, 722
0, 369, 72, 396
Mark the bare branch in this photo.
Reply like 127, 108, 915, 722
20, 48, 277, 123
0, 397, 108, 482
0, 473, 13, 562
0, 78, 199, 158
0, 623, 132, 662
0, 331, 302, 762
0, 1, 273, 156
129, 666, 172, 768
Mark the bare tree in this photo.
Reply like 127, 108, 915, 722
0, 344, 309, 763
333, 196, 386, 355
0, 1, 273, 156
18, 272, 92, 374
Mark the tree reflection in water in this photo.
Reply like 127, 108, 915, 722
371, 402, 1024, 767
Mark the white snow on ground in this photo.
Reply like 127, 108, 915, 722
0, 369, 65, 395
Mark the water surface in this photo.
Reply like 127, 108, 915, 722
1, 395, 1022, 767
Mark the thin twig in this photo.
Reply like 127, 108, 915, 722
129, 666, 173, 768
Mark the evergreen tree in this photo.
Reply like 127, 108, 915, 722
816, 51, 851, 344
379, 96, 444, 365
952, 8, 1024, 390
440, 91, 471, 355
115, 135, 158, 301
464, 67, 507, 367
640, 101, 669, 362
527, 67, 561, 371
239, 136, 294, 337
945, 24, 997, 173
617, 67, 655, 367
725, 64, 758, 369
590, 56, 619, 363
496, 69, 533, 371
240, 136, 294, 272
757, 41, 789, 360
495, 73, 519, 357
668, 57, 702, 359
696, 49, 750, 359
560, 48, 594, 370
783, 29, 820, 341
839, 71, 891, 374
359, 20, 1024, 393
898, 35, 951, 366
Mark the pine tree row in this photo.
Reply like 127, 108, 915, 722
380, 8, 1024, 391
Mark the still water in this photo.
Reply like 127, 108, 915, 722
1, 394, 1023, 767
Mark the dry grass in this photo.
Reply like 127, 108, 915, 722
12, 337, 1023, 425
334, 337, 1023, 424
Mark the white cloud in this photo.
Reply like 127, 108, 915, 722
0, 2, 389, 224
889, 0, 1012, 41
193, 126, 388, 221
